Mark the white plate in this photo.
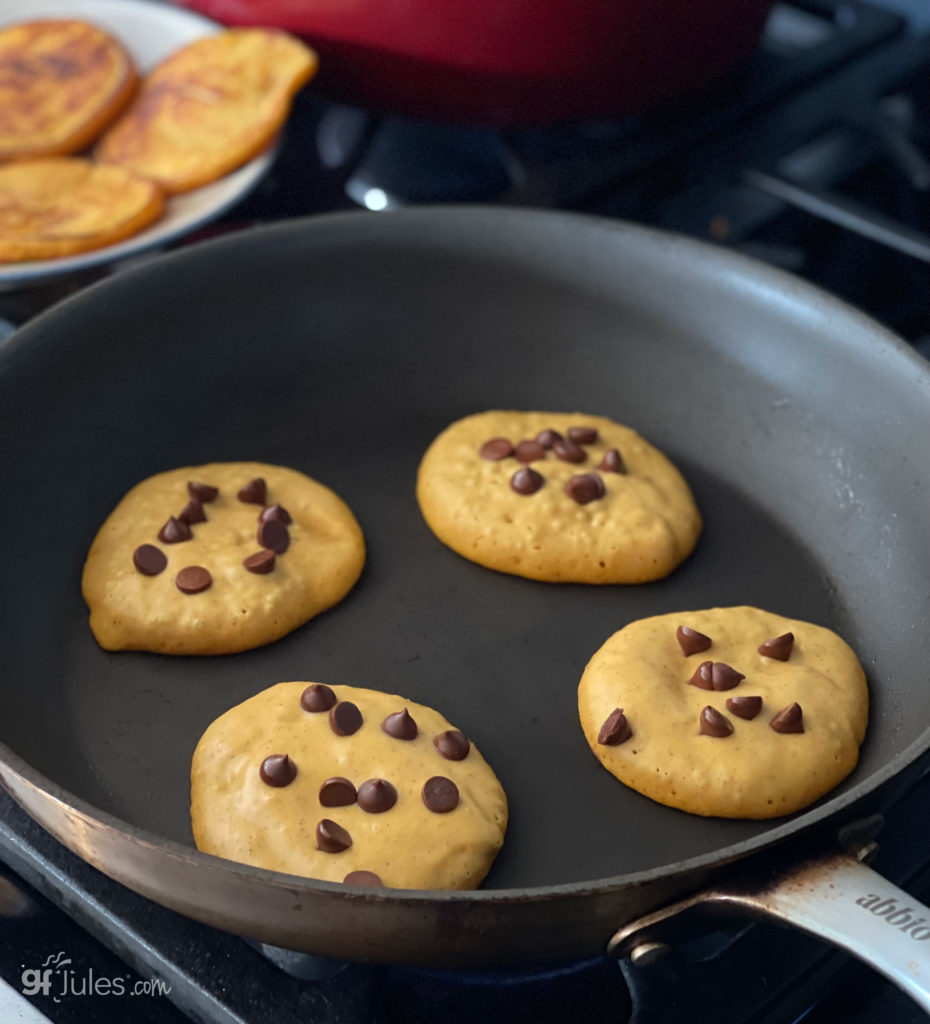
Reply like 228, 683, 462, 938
0, 0, 277, 288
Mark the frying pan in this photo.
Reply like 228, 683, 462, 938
1, 208, 930, 1001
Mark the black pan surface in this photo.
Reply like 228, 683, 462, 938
1, 208, 928, 961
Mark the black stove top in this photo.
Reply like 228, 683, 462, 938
2, 1, 930, 1020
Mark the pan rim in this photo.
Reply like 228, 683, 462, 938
2, 206, 929, 907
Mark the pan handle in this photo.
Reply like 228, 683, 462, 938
610, 845, 930, 1012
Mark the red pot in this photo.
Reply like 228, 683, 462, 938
176, 0, 775, 125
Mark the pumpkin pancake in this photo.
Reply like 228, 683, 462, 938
0, 158, 163, 262
96, 28, 317, 194
0, 19, 137, 161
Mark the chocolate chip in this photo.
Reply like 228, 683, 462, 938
343, 870, 383, 887
316, 819, 352, 853
422, 776, 459, 813
598, 448, 627, 474
514, 440, 546, 463
511, 466, 544, 495
552, 438, 586, 463
178, 498, 207, 525
688, 661, 713, 690
175, 566, 211, 594
758, 632, 795, 661
259, 754, 297, 787
300, 683, 336, 712
567, 426, 598, 445
564, 473, 605, 504
357, 779, 398, 813
243, 549, 275, 574
536, 429, 562, 449
479, 438, 513, 460
158, 516, 192, 543
434, 730, 470, 761
381, 708, 418, 740
238, 477, 267, 504
710, 663, 745, 691
319, 777, 357, 807
257, 519, 290, 554
699, 706, 734, 737
770, 702, 804, 733
260, 503, 292, 526
687, 661, 744, 691
132, 544, 166, 576
726, 696, 763, 720
329, 701, 363, 736
676, 625, 712, 656
187, 481, 218, 503
598, 708, 632, 745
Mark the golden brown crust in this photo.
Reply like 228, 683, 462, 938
96, 28, 317, 194
0, 157, 163, 262
0, 20, 137, 161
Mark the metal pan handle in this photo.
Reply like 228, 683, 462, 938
611, 844, 930, 1012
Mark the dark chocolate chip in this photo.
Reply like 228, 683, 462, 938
175, 566, 212, 594
726, 696, 763, 720
688, 661, 744, 691
567, 426, 598, 445
536, 429, 562, 449
514, 439, 546, 463
158, 516, 192, 543
329, 701, 363, 736
357, 778, 398, 813
187, 481, 218, 503
381, 708, 418, 740
688, 661, 714, 690
710, 662, 745, 691
676, 625, 712, 657
552, 438, 586, 463
598, 448, 627, 474
564, 472, 605, 504
316, 819, 352, 853
238, 477, 267, 504
699, 706, 734, 737
510, 466, 544, 495
132, 544, 166, 576
260, 503, 292, 526
343, 870, 383, 887
178, 498, 207, 525
257, 519, 290, 554
434, 730, 470, 761
422, 776, 459, 813
770, 702, 804, 734
319, 777, 357, 807
479, 438, 513, 461
598, 708, 632, 745
300, 683, 336, 712
259, 754, 297, 787
758, 632, 795, 661
243, 549, 276, 574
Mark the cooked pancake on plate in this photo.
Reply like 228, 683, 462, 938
96, 28, 317, 194
0, 157, 163, 262
0, 19, 137, 161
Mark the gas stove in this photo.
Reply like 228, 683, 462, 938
2, 2, 929, 1021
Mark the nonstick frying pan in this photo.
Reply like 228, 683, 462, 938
1, 208, 930, 1000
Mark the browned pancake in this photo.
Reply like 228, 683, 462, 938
0, 19, 137, 161
96, 29, 317, 194
0, 157, 163, 262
